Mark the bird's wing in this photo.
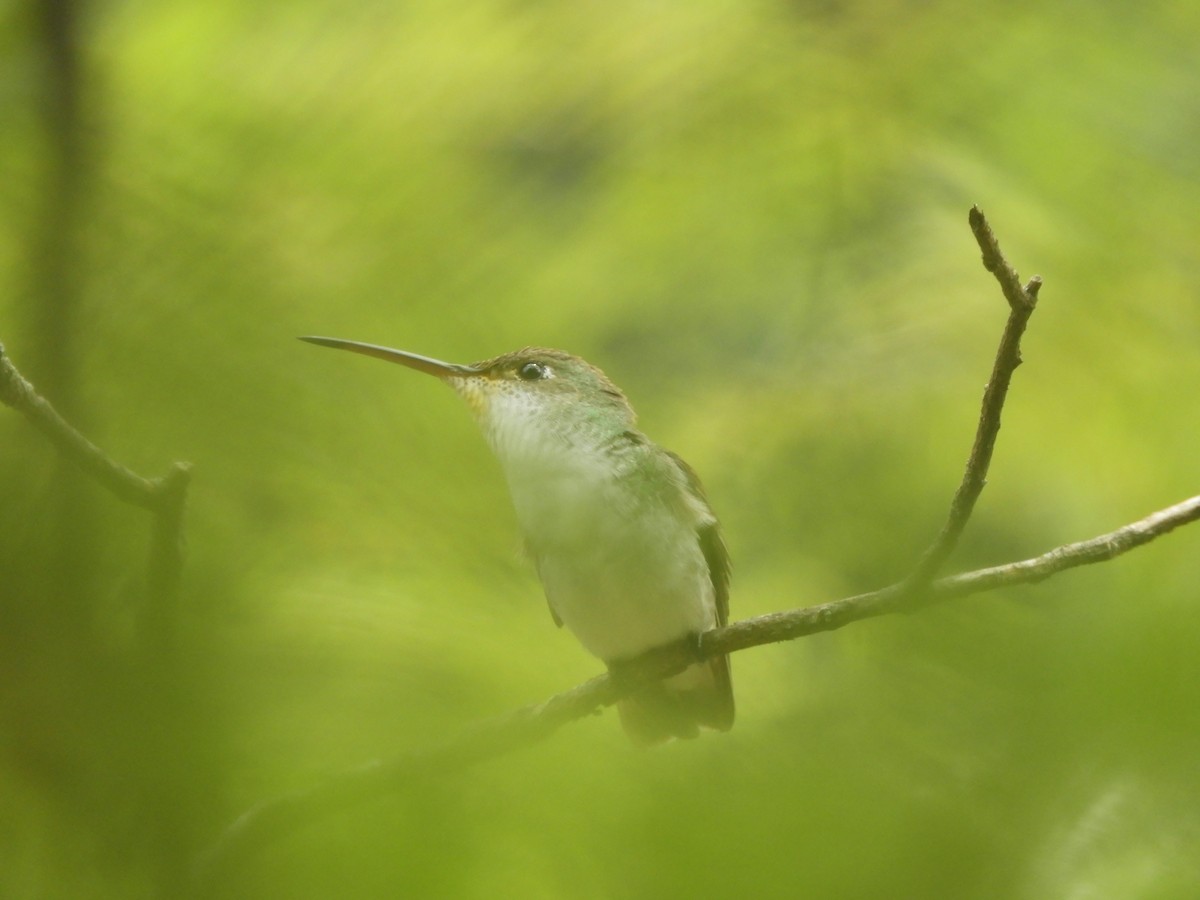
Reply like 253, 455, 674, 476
666, 452, 730, 626
699, 520, 731, 627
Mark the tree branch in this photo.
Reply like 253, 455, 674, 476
3, 339, 195, 894
0, 341, 172, 509
907, 206, 1041, 584
0, 340, 192, 646
191, 208, 1200, 893
193, 493, 1200, 894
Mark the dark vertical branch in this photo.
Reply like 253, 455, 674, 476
31, 0, 96, 630
32, 0, 88, 414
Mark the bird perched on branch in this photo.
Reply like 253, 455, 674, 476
303, 337, 733, 746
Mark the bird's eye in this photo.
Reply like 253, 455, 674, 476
517, 361, 548, 381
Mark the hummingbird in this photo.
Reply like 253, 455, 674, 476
301, 336, 733, 745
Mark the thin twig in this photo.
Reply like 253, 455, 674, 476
192, 492, 1200, 893
0, 342, 162, 508
907, 207, 1041, 584
1, 339, 193, 650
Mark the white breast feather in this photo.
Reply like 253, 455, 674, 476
480, 388, 717, 662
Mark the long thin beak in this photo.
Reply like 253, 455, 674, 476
299, 336, 479, 378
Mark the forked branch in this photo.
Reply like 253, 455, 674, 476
191, 208, 1200, 893
0, 342, 191, 638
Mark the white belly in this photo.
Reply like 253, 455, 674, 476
509, 459, 716, 663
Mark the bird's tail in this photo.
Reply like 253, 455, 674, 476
616, 654, 734, 747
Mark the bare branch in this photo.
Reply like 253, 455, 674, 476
1, 340, 192, 651
193, 493, 1200, 893
907, 206, 1040, 583
0, 341, 163, 508
189, 210, 1200, 890
710, 494, 1200, 655
3, 339, 195, 896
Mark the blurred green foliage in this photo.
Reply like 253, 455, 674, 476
3, 0, 1200, 897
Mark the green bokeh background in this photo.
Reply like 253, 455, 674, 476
3, 1, 1199, 897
